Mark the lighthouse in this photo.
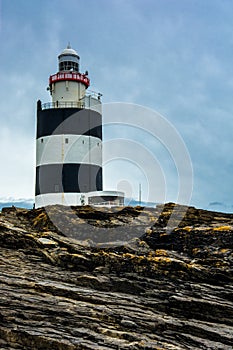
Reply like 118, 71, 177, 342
35, 44, 103, 208
35, 44, 124, 208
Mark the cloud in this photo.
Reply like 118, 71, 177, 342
0, 127, 35, 198
102, 103, 193, 205
0, 196, 33, 210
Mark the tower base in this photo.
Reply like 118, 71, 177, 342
35, 191, 124, 208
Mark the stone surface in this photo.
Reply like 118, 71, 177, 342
0, 203, 232, 349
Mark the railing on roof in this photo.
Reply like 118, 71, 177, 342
89, 201, 124, 207
49, 72, 90, 88
38, 91, 102, 112
41, 101, 85, 110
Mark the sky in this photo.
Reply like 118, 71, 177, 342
0, 0, 233, 212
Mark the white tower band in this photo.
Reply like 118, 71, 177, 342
35, 45, 124, 208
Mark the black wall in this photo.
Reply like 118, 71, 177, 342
36, 164, 102, 195
37, 108, 102, 139
36, 107, 103, 195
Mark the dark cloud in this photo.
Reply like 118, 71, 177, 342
0, 0, 233, 212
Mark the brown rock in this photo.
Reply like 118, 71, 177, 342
0, 203, 232, 349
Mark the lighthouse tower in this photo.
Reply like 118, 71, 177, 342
35, 45, 103, 208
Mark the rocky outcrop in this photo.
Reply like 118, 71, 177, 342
0, 203, 232, 349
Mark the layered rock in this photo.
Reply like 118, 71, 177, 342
0, 203, 232, 349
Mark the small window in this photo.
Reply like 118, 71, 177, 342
65, 138, 69, 144
97, 142, 99, 146
82, 140, 84, 144
41, 139, 43, 143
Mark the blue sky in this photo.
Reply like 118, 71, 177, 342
1, 0, 233, 211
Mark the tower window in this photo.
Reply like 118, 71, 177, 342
82, 140, 84, 144
65, 138, 69, 144
41, 139, 43, 143
59, 61, 79, 72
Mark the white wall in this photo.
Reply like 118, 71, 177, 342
51, 81, 86, 102
36, 135, 102, 167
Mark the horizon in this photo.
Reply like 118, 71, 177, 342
0, 197, 232, 214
